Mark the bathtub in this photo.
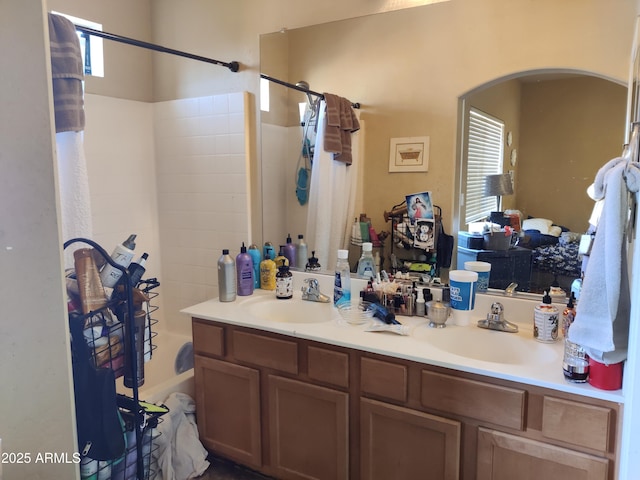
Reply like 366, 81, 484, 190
116, 330, 195, 405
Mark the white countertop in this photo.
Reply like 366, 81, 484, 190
182, 287, 624, 404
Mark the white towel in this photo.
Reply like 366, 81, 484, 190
569, 157, 640, 363
152, 392, 209, 480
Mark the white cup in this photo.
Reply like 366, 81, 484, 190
464, 261, 492, 293
449, 270, 478, 311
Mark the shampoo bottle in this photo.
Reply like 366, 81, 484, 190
236, 242, 254, 296
356, 242, 376, 279
275, 259, 293, 299
217, 249, 236, 302
248, 243, 262, 289
533, 290, 559, 343
283, 234, 296, 268
296, 234, 308, 270
260, 252, 277, 290
334, 249, 351, 306
99, 234, 137, 288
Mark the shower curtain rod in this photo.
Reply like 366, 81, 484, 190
260, 73, 360, 109
74, 25, 240, 72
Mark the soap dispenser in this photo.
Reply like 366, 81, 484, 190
305, 251, 322, 272
533, 290, 559, 343
275, 258, 293, 299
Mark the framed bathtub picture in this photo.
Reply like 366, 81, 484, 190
389, 136, 430, 172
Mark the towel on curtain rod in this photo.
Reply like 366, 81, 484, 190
48, 13, 85, 132
323, 93, 360, 165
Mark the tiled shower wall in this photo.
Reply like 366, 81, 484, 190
84, 92, 250, 337
154, 93, 250, 336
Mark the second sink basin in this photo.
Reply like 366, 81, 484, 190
413, 322, 559, 365
242, 294, 338, 324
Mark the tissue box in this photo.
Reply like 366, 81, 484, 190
458, 231, 484, 250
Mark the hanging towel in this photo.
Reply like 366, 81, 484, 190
569, 156, 640, 364
323, 93, 360, 165
48, 13, 85, 132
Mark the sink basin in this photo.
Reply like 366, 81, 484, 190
242, 295, 337, 324
413, 323, 559, 365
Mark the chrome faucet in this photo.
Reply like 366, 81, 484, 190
301, 278, 331, 303
504, 282, 518, 296
477, 302, 519, 333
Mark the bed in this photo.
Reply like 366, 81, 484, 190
517, 218, 584, 294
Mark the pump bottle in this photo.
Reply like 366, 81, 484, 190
283, 234, 296, 268
260, 252, 277, 290
236, 242, 254, 296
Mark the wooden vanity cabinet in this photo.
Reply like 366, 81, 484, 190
192, 318, 621, 480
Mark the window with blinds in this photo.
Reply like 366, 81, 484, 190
464, 108, 504, 224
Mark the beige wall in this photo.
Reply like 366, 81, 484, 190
47, 0, 153, 101
518, 77, 627, 232
267, 0, 636, 239
0, 1, 78, 478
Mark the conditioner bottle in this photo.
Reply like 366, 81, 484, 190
236, 242, 254, 296
260, 252, 277, 290
217, 249, 236, 302
99, 234, 137, 288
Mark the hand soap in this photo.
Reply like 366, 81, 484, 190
533, 290, 559, 342
275, 258, 293, 299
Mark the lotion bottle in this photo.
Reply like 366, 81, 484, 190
99, 234, 137, 288
260, 252, 277, 290
236, 242, 254, 296
217, 249, 236, 302
296, 234, 308, 270
283, 234, 296, 268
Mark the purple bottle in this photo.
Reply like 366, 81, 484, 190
283, 234, 297, 268
236, 242, 254, 296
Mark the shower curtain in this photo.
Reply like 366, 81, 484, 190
305, 100, 363, 271
49, 13, 93, 268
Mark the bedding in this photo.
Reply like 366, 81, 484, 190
530, 240, 582, 278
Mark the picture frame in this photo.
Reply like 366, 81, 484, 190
388, 136, 430, 172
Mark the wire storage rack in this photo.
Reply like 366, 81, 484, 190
64, 238, 167, 480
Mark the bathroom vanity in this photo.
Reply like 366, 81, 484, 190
184, 290, 622, 480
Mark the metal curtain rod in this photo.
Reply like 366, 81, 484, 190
260, 73, 360, 109
75, 25, 240, 72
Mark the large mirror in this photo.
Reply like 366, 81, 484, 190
259, 3, 631, 290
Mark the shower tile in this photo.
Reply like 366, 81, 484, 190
228, 92, 244, 114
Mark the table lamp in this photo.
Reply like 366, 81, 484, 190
485, 173, 513, 225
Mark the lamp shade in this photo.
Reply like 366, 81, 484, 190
484, 173, 514, 197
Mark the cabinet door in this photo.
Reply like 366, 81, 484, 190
477, 428, 609, 480
361, 398, 461, 480
194, 355, 262, 468
268, 375, 349, 480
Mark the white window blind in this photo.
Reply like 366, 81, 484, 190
464, 108, 504, 224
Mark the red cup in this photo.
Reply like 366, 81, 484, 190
588, 358, 623, 390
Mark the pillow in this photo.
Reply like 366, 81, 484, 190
559, 231, 581, 245
547, 225, 562, 237
521, 218, 553, 234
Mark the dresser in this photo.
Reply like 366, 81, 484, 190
457, 245, 532, 291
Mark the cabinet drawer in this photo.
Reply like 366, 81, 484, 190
308, 346, 349, 388
192, 320, 224, 357
232, 330, 298, 374
542, 396, 613, 452
361, 357, 408, 403
421, 370, 525, 430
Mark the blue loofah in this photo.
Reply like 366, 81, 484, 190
296, 167, 309, 205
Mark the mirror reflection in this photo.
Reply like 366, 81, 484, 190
259, 4, 628, 296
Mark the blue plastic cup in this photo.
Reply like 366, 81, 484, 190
464, 261, 492, 293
